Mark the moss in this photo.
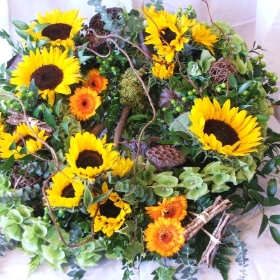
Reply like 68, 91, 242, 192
119, 68, 149, 112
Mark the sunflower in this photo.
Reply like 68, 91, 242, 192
69, 86, 102, 121
10, 46, 81, 105
145, 195, 187, 221
64, 132, 119, 180
0, 124, 48, 159
151, 55, 175, 80
188, 97, 263, 156
28, 9, 84, 48
83, 69, 108, 93
144, 217, 185, 257
46, 171, 84, 208
144, 6, 195, 62
191, 23, 218, 54
87, 182, 131, 237
111, 157, 134, 178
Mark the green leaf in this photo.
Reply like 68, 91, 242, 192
241, 201, 257, 214
83, 186, 93, 208
12, 20, 29, 30
263, 197, 280, 207
169, 113, 190, 135
0, 154, 15, 171
269, 215, 280, 224
33, 23, 49, 33
43, 105, 57, 128
29, 79, 38, 96
238, 80, 253, 94
270, 226, 280, 244
267, 178, 277, 197
91, 189, 112, 204
248, 189, 264, 204
258, 214, 268, 237
261, 158, 276, 174
128, 114, 148, 122
28, 254, 41, 276
228, 73, 237, 88
256, 114, 269, 122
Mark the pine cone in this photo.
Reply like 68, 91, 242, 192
145, 145, 186, 171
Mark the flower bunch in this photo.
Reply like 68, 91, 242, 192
0, 0, 280, 279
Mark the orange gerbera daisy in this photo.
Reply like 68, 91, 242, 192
144, 217, 185, 257
84, 69, 108, 93
145, 195, 187, 221
69, 86, 101, 121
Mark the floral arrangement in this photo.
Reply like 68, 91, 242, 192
0, 0, 280, 279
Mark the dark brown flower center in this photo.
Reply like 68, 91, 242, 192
16, 135, 36, 147
76, 150, 103, 169
99, 199, 121, 218
160, 28, 177, 44
42, 23, 72, 40
204, 119, 239, 146
159, 229, 173, 244
61, 184, 75, 198
31, 65, 63, 90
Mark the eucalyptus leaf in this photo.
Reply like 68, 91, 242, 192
11, 20, 29, 30
91, 189, 112, 204
229, 73, 237, 88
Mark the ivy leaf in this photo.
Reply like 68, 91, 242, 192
258, 214, 268, 237
270, 226, 280, 244
269, 215, 280, 224
122, 240, 144, 262
267, 178, 277, 197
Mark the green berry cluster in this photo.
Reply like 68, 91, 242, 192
4, 87, 37, 112
96, 51, 127, 77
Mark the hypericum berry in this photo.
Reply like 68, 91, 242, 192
215, 86, 222, 93
272, 87, 278, 93
259, 62, 266, 68
181, 96, 188, 102
175, 106, 182, 113
170, 99, 176, 105
259, 54, 264, 59
243, 90, 249, 95
221, 83, 227, 89
187, 90, 193, 96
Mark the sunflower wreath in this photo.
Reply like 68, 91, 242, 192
0, 0, 280, 279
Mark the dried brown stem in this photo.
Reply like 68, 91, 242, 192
199, 212, 234, 266
91, 122, 106, 137
114, 106, 131, 145
183, 195, 232, 240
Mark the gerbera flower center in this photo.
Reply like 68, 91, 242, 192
204, 119, 239, 146
160, 28, 177, 44
16, 135, 36, 147
158, 228, 173, 244
162, 206, 176, 218
99, 199, 121, 218
76, 150, 103, 169
61, 184, 75, 198
42, 23, 72, 40
31, 65, 63, 90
